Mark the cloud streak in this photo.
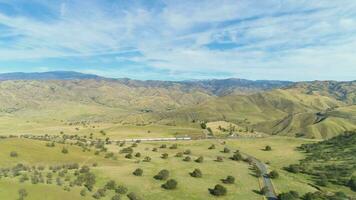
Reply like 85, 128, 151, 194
0, 0, 356, 80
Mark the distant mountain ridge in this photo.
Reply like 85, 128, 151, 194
0, 71, 293, 96
0, 71, 103, 81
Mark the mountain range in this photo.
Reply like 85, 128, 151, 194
0, 71, 354, 139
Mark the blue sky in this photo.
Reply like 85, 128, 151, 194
0, 0, 356, 81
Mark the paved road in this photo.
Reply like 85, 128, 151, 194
111, 137, 278, 199
242, 153, 278, 200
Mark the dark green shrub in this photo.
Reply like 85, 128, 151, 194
115, 185, 128, 194
162, 179, 177, 190
183, 156, 191, 162
269, 170, 279, 179
209, 184, 227, 196
190, 169, 202, 178
133, 168, 143, 176
195, 156, 204, 163
154, 169, 169, 180
222, 176, 235, 184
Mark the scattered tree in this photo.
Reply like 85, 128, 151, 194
209, 184, 227, 196
162, 179, 177, 190
154, 169, 170, 180
222, 176, 235, 184
133, 168, 143, 176
190, 169, 202, 178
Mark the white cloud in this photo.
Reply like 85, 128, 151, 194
0, 0, 356, 80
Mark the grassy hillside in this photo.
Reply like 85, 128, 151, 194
0, 79, 354, 139
284, 132, 356, 196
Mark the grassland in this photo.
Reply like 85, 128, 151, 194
0, 135, 335, 199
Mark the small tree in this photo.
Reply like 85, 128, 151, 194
216, 156, 223, 162
269, 170, 279, 179
349, 176, 356, 191
80, 188, 87, 196
190, 169, 202, 178
10, 151, 18, 157
115, 185, 128, 194
195, 156, 204, 163
127, 192, 140, 200
162, 179, 177, 190
223, 147, 230, 153
154, 169, 169, 180
169, 144, 178, 149
265, 145, 272, 151
125, 153, 133, 159
62, 147, 69, 154
133, 168, 143, 176
222, 175, 235, 184
111, 194, 121, 200
18, 188, 28, 200
183, 156, 191, 162
208, 144, 215, 150
175, 152, 183, 157
200, 122, 207, 129
161, 153, 168, 159
209, 184, 227, 196
135, 152, 141, 158
143, 156, 151, 162
183, 149, 191, 155
105, 180, 117, 190
230, 152, 242, 161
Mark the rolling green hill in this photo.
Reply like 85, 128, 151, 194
0, 76, 354, 139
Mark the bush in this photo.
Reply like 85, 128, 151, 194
278, 191, 299, 200
18, 188, 28, 200
348, 176, 356, 191
208, 144, 215, 149
222, 147, 230, 153
111, 194, 121, 200
105, 180, 117, 190
169, 144, 178, 149
209, 184, 227, 196
154, 169, 169, 180
285, 164, 300, 173
160, 144, 167, 148
222, 176, 235, 184
265, 145, 272, 151
175, 152, 183, 157
61, 147, 68, 154
80, 188, 87, 196
10, 151, 18, 157
120, 147, 133, 154
216, 156, 223, 162
183, 156, 191, 162
190, 169, 202, 178
127, 192, 141, 200
125, 153, 133, 159
200, 122, 207, 129
195, 156, 204, 163
161, 153, 168, 159
143, 156, 151, 162
162, 179, 177, 190
133, 168, 143, 176
183, 149, 191, 155
115, 185, 128, 194
134, 152, 141, 158
269, 170, 279, 179
152, 148, 158, 152
230, 152, 242, 161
